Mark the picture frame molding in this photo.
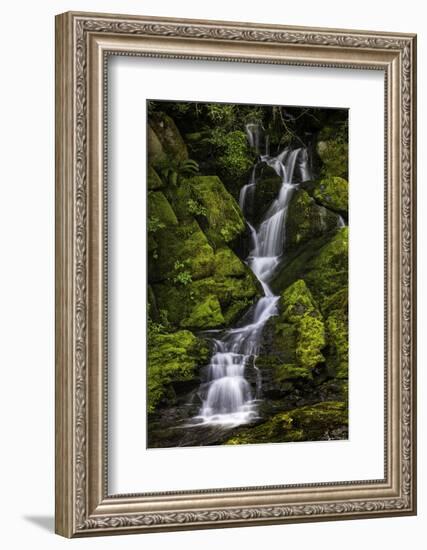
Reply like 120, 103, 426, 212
55, 11, 417, 537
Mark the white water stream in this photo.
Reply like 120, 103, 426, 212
192, 126, 311, 427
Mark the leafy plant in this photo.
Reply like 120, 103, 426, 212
147, 305, 170, 338
157, 158, 199, 186
147, 216, 166, 233
172, 260, 193, 286
187, 198, 208, 218
207, 129, 253, 179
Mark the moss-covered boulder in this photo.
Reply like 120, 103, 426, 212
316, 126, 348, 179
181, 294, 225, 329
256, 279, 326, 403
147, 165, 164, 190
147, 125, 167, 168
152, 245, 260, 330
323, 288, 348, 379
149, 112, 188, 163
271, 227, 348, 306
280, 279, 326, 370
149, 219, 215, 283
147, 330, 209, 413
312, 176, 348, 215
189, 176, 246, 244
285, 189, 340, 254
148, 191, 178, 227
225, 401, 348, 444
304, 227, 348, 311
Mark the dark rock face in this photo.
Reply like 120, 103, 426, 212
284, 189, 340, 255
251, 164, 282, 224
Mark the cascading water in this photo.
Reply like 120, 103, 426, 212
192, 127, 311, 427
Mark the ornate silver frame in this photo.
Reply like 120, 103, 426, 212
55, 11, 417, 537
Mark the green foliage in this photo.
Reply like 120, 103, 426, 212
186, 198, 208, 217
205, 103, 237, 127
147, 216, 165, 234
147, 308, 170, 339
207, 128, 253, 179
156, 158, 199, 186
317, 121, 348, 179
172, 260, 193, 286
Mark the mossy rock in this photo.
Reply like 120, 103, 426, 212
147, 125, 168, 168
304, 226, 348, 311
317, 139, 348, 179
270, 227, 348, 312
149, 220, 215, 283
213, 246, 248, 278
225, 401, 348, 444
149, 112, 188, 163
280, 278, 320, 322
274, 363, 313, 383
181, 294, 225, 330
285, 189, 340, 254
281, 279, 326, 370
152, 249, 260, 330
312, 176, 348, 215
324, 288, 348, 379
147, 165, 164, 190
147, 191, 178, 226
147, 330, 209, 413
189, 175, 246, 244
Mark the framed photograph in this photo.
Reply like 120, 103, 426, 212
55, 11, 417, 537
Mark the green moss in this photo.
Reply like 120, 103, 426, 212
147, 125, 167, 168
296, 316, 326, 369
313, 176, 348, 214
324, 288, 348, 379
189, 176, 246, 243
280, 279, 326, 370
152, 258, 259, 330
147, 191, 178, 226
147, 330, 209, 413
305, 227, 348, 311
181, 294, 225, 329
149, 220, 215, 283
213, 246, 247, 278
208, 129, 254, 180
147, 165, 164, 190
225, 401, 348, 444
281, 279, 319, 322
317, 139, 348, 179
274, 363, 313, 383
285, 189, 339, 253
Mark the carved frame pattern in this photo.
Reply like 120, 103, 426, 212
55, 11, 416, 537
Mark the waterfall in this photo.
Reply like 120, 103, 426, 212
192, 127, 311, 427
